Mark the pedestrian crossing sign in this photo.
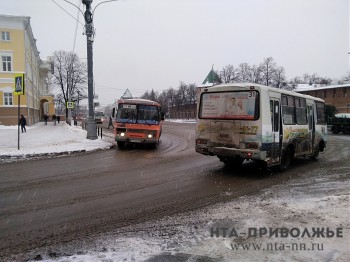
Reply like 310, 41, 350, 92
14, 74, 25, 95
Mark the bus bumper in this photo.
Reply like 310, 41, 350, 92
196, 146, 266, 160
115, 137, 159, 144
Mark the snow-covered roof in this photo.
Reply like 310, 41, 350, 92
295, 83, 350, 92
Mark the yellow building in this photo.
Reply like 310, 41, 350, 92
0, 14, 54, 126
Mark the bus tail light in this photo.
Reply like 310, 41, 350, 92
196, 138, 208, 145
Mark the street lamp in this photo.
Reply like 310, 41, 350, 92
82, 0, 97, 139
80, 0, 119, 138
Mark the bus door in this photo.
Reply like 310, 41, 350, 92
269, 97, 281, 162
307, 104, 315, 155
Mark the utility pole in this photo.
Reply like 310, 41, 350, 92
77, 90, 80, 116
82, 0, 97, 139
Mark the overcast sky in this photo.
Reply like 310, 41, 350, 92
2, 0, 349, 105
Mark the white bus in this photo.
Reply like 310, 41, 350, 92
195, 83, 327, 171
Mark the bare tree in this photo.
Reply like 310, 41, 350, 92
167, 88, 176, 118
220, 64, 239, 83
187, 83, 196, 118
309, 73, 320, 85
140, 90, 150, 99
247, 65, 262, 83
237, 63, 251, 82
302, 73, 311, 84
259, 57, 276, 86
157, 90, 169, 114
339, 72, 350, 84
178, 82, 189, 118
51, 50, 87, 119
173, 90, 183, 119
273, 66, 286, 88
287, 76, 303, 90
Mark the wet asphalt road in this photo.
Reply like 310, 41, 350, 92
0, 121, 349, 259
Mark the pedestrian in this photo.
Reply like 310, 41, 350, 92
107, 115, 113, 129
57, 115, 61, 123
19, 114, 27, 133
73, 115, 77, 126
44, 114, 48, 125
52, 114, 57, 126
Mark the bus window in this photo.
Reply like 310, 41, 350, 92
117, 104, 137, 123
273, 100, 279, 132
295, 98, 307, 125
282, 95, 296, 125
137, 105, 160, 124
316, 102, 326, 124
199, 91, 259, 120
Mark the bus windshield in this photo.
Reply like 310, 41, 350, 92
137, 105, 160, 124
116, 104, 160, 124
199, 91, 259, 120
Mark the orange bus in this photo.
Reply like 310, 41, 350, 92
112, 98, 164, 149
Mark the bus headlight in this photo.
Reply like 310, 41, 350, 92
148, 134, 153, 139
120, 132, 125, 137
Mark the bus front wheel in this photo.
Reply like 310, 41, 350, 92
117, 141, 126, 149
280, 147, 292, 172
310, 145, 320, 161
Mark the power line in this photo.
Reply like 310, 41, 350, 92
93, 0, 120, 14
95, 84, 145, 93
50, 0, 84, 26
72, 1, 82, 52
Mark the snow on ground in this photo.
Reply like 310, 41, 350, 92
0, 119, 193, 161
28, 167, 349, 262
1, 119, 348, 261
167, 119, 196, 124
0, 122, 113, 161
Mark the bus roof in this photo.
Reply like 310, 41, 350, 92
200, 82, 325, 103
117, 98, 161, 106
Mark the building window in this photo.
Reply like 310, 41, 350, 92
324, 90, 327, 98
4, 92, 13, 105
1, 31, 10, 41
344, 87, 347, 97
2, 56, 12, 71
333, 89, 336, 98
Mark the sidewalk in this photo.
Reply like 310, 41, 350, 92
0, 122, 114, 163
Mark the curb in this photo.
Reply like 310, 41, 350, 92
0, 145, 116, 164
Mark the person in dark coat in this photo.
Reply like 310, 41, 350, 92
57, 115, 61, 123
19, 115, 27, 133
52, 114, 57, 125
107, 116, 113, 129
44, 114, 48, 125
